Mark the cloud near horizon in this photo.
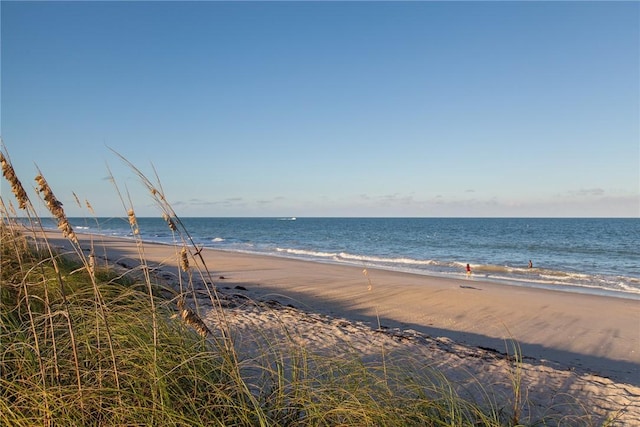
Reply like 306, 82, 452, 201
565, 188, 606, 198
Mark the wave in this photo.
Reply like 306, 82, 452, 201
336, 252, 441, 267
275, 248, 445, 267
276, 247, 338, 258
29, 217, 639, 299
271, 246, 640, 297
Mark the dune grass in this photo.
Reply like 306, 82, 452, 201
0, 222, 513, 427
0, 147, 606, 426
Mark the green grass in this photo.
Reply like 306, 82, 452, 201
0, 147, 606, 426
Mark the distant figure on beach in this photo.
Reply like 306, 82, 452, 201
466, 263, 471, 276
529, 260, 533, 269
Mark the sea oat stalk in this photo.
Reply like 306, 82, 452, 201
127, 208, 140, 235
34, 173, 78, 245
1, 151, 30, 210
163, 213, 177, 231
180, 247, 190, 272
177, 298, 211, 337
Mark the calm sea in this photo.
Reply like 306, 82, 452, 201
36, 217, 640, 299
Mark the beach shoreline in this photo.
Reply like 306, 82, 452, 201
42, 230, 639, 380
210, 248, 640, 302
24, 217, 640, 300
38, 230, 640, 423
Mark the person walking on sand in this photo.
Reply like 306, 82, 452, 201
466, 263, 472, 276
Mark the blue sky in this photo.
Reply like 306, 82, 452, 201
2, 1, 638, 217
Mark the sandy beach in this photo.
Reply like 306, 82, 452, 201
43, 231, 640, 424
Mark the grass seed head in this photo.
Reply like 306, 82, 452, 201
363, 269, 372, 291
88, 253, 95, 274
180, 247, 189, 272
163, 213, 177, 231
1, 151, 30, 209
150, 187, 166, 201
177, 298, 210, 337
127, 208, 139, 235
34, 173, 78, 244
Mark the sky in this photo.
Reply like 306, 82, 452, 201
1, 1, 639, 218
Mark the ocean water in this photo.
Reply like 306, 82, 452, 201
34, 217, 640, 299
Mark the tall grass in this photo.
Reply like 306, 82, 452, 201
0, 146, 601, 426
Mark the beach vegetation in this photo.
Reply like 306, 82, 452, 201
0, 146, 612, 426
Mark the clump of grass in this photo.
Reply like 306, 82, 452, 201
0, 145, 606, 426
0, 219, 255, 425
